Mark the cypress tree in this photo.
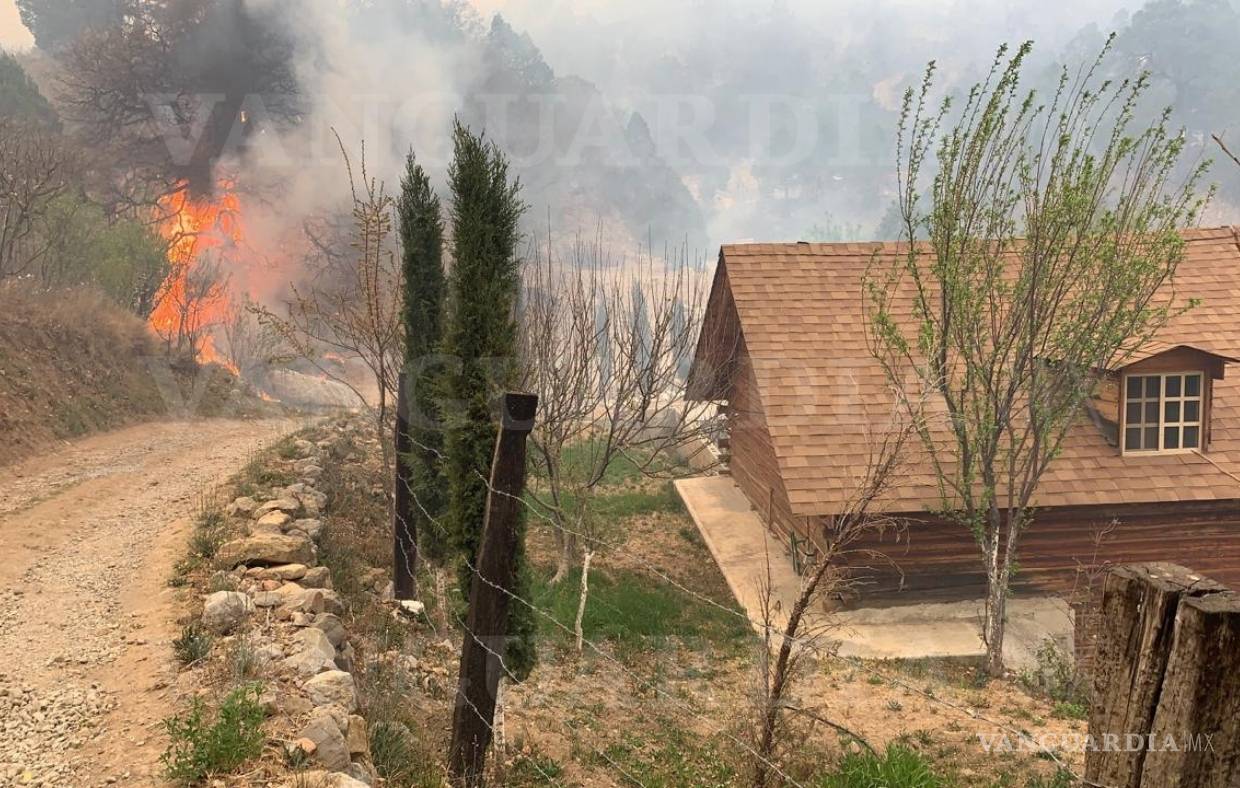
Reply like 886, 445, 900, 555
444, 120, 536, 680
395, 152, 449, 592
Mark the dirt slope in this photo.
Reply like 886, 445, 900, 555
0, 417, 301, 787
0, 287, 245, 468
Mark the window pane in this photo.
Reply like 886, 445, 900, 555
1165, 426, 1180, 450
1145, 377, 1161, 398
1145, 402, 1160, 423
1186, 375, 1201, 397
1184, 426, 1200, 449
1145, 427, 1159, 448
1185, 401, 1200, 422
1127, 377, 1143, 398
1127, 402, 1143, 424
1165, 401, 1181, 422
1125, 427, 1143, 450
1165, 375, 1182, 397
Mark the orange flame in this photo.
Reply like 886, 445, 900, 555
149, 181, 244, 372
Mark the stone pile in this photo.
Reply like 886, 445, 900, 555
189, 435, 377, 786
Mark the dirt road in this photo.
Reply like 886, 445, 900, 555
0, 418, 302, 787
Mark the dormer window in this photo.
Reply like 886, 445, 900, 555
1123, 372, 1203, 453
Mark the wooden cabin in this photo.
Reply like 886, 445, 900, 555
686, 228, 1240, 601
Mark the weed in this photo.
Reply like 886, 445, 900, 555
817, 744, 944, 788
1019, 639, 1086, 706
502, 748, 566, 786
207, 572, 237, 594
161, 684, 265, 783
886, 699, 904, 712
597, 724, 738, 787
1051, 700, 1088, 721
173, 623, 213, 666
370, 720, 442, 788
225, 637, 262, 683
867, 674, 885, 686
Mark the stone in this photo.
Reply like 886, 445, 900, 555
294, 439, 316, 457
345, 714, 368, 756
398, 600, 425, 616
342, 765, 374, 786
289, 588, 345, 617
227, 497, 258, 516
252, 591, 281, 608
217, 533, 314, 568
334, 641, 355, 673
301, 566, 332, 588
255, 498, 302, 518
304, 670, 356, 712
283, 628, 336, 677
201, 591, 253, 634
293, 519, 325, 541
299, 709, 349, 770
268, 564, 308, 581
255, 511, 292, 531
313, 614, 347, 648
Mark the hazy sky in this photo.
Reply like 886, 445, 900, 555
0, 0, 33, 51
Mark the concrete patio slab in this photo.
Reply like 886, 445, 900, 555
674, 475, 1073, 671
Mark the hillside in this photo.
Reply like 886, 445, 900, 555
0, 286, 239, 467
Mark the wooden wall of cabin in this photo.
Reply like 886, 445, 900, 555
828, 501, 1240, 605
725, 340, 801, 546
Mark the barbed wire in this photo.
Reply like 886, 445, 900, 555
362, 424, 1102, 786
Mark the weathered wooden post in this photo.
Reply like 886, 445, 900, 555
449, 392, 538, 787
1086, 563, 1227, 787
1140, 591, 1240, 787
393, 371, 417, 600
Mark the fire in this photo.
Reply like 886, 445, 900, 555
149, 181, 244, 371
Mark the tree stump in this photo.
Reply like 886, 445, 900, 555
1140, 591, 1240, 787
1086, 563, 1226, 788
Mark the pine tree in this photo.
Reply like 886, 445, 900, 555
444, 119, 536, 680
395, 152, 450, 579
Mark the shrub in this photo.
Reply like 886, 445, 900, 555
1020, 638, 1087, 706
161, 684, 265, 783
818, 745, 944, 788
370, 720, 442, 788
172, 623, 213, 666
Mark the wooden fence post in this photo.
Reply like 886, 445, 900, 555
449, 392, 538, 788
1140, 591, 1240, 787
393, 371, 417, 600
1086, 563, 1227, 788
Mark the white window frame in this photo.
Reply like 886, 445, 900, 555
1120, 371, 1205, 455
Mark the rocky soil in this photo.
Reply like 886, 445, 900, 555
0, 418, 300, 787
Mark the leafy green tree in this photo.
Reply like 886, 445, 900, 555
443, 119, 535, 680
395, 151, 449, 595
867, 40, 1209, 676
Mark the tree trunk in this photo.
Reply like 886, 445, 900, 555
983, 520, 1007, 677
575, 549, 594, 653
550, 528, 578, 585
393, 373, 418, 600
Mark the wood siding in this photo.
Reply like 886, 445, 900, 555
831, 502, 1240, 604
727, 338, 801, 545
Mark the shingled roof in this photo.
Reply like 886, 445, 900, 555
690, 227, 1240, 517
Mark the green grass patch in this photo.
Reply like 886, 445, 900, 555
596, 724, 737, 787
531, 565, 749, 654
161, 684, 265, 783
534, 441, 673, 487
817, 745, 944, 788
